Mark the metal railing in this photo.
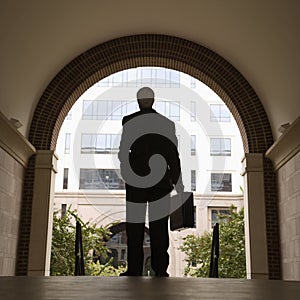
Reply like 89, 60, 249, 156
75, 221, 85, 276
209, 223, 219, 278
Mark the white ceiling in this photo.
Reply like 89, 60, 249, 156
0, 0, 299, 140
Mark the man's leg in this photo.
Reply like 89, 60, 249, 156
148, 192, 170, 276
123, 186, 147, 276
149, 216, 169, 276
125, 221, 145, 275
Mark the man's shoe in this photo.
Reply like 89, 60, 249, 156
155, 272, 169, 277
119, 271, 140, 276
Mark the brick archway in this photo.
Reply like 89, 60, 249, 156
18, 34, 280, 278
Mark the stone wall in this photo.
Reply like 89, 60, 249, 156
0, 147, 24, 275
0, 112, 35, 275
266, 115, 300, 280
278, 151, 300, 280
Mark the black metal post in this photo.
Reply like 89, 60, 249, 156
75, 221, 85, 276
209, 223, 219, 278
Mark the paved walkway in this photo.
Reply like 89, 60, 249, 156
0, 276, 299, 300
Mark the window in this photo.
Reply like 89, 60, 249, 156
210, 208, 231, 228
191, 135, 196, 155
210, 138, 231, 156
81, 134, 121, 154
190, 101, 196, 121
169, 70, 180, 87
95, 68, 180, 88
154, 101, 180, 121
82, 100, 137, 120
79, 169, 125, 190
169, 102, 180, 121
155, 101, 167, 115
121, 249, 126, 260
211, 173, 232, 192
64, 133, 71, 154
61, 204, 67, 218
63, 168, 69, 189
193, 206, 197, 228
191, 170, 196, 191
210, 104, 231, 122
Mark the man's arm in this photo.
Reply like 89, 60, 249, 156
118, 117, 127, 179
168, 122, 184, 193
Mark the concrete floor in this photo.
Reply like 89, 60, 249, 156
0, 277, 299, 300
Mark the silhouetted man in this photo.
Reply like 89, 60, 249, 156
118, 87, 184, 277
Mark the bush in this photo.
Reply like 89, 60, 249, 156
50, 207, 117, 276
179, 206, 246, 278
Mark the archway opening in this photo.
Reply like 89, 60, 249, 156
52, 67, 245, 277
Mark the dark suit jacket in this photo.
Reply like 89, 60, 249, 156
118, 108, 182, 193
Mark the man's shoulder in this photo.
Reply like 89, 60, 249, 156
122, 109, 175, 127
122, 111, 140, 125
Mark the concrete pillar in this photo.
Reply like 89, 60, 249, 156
28, 150, 58, 276
241, 153, 269, 279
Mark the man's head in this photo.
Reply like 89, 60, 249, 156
137, 87, 154, 109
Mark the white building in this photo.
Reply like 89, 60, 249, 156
54, 67, 244, 277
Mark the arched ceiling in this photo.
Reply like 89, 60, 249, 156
0, 0, 299, 140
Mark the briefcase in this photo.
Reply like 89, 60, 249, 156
170, 192, 194, 231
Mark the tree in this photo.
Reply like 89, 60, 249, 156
50, 207, 113, 276
179, 206, 246, 278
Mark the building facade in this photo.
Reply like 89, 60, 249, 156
54, 67, 244, 277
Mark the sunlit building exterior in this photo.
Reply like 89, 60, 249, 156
54, 67, 244, 277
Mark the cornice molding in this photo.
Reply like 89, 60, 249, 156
0, 111, 35, 167
266, 115, 300, 171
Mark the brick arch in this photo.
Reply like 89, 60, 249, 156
20, 34, 280, 278
29, 34, 273, 153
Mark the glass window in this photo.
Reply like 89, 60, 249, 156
94, 67, 180, 88
83, 100, 130, 120
210, 138, 231, 156
81, 134, 121, 154
210, 104, 231, 122
170, 70, 180, 87
191, 170, 196, 191
95, 134, 106, 153
63, 168, 69, 189
211, 173, 232, 192
79, 169, 125, 190
220, 105, 231, 122
113, 71, 123, 86
61, 204, 67, 218
126, 101, 138, 115
81, 134, 92, 153
154, 101, 180, 120
127, 69, 137, 86
98, 101, 108, 119
111, 101, 122, 120
169, 102, 180, 121
142, 69, 152, 85
83, 101, 93, 119
210, 208, 231, 228
156, 68, 166, 87
155, 101, 167, 115
111, 134, 121, 152
191, 135, 196, 156
64, 133, 71, 154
